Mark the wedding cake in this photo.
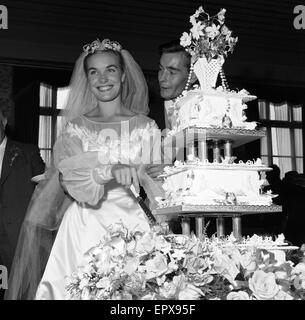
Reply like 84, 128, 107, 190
155, 7, 278, 215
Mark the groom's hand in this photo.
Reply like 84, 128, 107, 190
146, 164, 165, 179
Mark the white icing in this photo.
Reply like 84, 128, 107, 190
167, 88, 257, 136
157, 160, 273, 207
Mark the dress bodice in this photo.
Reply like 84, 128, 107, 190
63, 114, 158, 165
53, 114, 161, 206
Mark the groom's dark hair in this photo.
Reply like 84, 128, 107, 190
158, 39, 187, 55
158, 39, 192, 70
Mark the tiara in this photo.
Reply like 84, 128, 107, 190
83, 39, 122, 55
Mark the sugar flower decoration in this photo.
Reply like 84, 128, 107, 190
180, 6, 238, 63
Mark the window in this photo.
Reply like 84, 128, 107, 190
38, 83, 69, 166
259, 100, 303, 177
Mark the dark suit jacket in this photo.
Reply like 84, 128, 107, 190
0, 139, 45, 270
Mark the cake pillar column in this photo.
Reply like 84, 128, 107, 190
232, 216, 242, 239
216, 217, 225, 237
213, 140, 221, 163
195, 217, 205, 237
187, 142, 196, 161
198, 140, 208, 161
181, 217, 191, 236
224, 140, 232, 158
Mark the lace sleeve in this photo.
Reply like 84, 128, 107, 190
54, 125, 113, 206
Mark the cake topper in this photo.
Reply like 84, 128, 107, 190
180, 6, 238, 64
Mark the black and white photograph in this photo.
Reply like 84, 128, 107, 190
0, 0, 305, 307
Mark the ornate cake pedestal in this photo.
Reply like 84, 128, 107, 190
163, 127, 266, 150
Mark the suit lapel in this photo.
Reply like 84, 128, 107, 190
0, 139, 21, 186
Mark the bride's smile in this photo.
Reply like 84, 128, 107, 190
85, 51, 125, 103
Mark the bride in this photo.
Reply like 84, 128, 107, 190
6, 38, 163, 300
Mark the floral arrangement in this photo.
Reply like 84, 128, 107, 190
180, 6, 238, 63
66, 223, 305, 300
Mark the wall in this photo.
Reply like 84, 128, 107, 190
0, 65, 14, 131
0, 0, 304, 87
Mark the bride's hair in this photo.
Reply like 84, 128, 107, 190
62, 39, 149, 124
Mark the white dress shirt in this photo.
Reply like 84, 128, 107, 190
164, 100, 174, 130
0, 136, 8, 178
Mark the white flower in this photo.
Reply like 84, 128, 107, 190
292, 262, 305, 276
135, 232, 156, 255
205, 24, 220, 40
156, 275, 166, 286
221, 25, 230, 36
80, 287, 91, 300
274, 290, 294, 300
293, 273, 305, 290
155, 236, 171, 254
178, 283, 204, 300
145, 252, 168, 280
190, 21, 204, 40
212, 252, 239, 284
194, 6, 204, 18
96, 278, 112, 290
217, 8, 226, 23
227, 291, 250, 300
141, 293, 157, 300
249, 270, 280, 300
180, 32, 192, 47
168, 260, 179, 272
79, 277, 90, 290
189, 15, 197, 26
159, 281, 177, 299
172, 249, 186, 261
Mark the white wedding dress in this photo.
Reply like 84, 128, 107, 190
35, 114, 160, 300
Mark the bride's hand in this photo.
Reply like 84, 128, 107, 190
111, 164, 140, 194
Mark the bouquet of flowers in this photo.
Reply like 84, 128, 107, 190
180, 6, 238, 63
66, 223, 305, 300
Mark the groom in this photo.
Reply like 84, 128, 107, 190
147, 40, 198, 233
147, 39, 197, 177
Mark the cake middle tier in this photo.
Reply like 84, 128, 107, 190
158, 164, 273, 208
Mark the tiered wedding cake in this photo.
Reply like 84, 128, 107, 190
154, 7, 281, 231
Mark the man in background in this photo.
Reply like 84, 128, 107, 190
147, 40, 198, 233
158, 39, 197, 131
0, 106, 45, 297
147, 39, 197, 178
